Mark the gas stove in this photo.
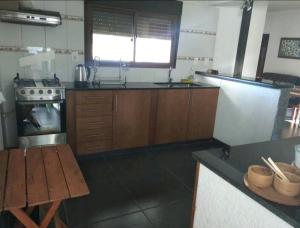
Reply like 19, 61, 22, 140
14, 74, 65, 101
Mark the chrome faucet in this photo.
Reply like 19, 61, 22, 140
168, 67, 173, 83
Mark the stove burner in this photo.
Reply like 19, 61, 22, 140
42, 74, 60, 87
19, 79, 36, 87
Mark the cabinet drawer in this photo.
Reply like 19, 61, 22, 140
76, 91, 112, 105
76, 116, 112, 131
76, 104, 112, 118
77, 140, 112, 155
77, 129, 112, 142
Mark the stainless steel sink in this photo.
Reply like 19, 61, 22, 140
154, 82, 202, 88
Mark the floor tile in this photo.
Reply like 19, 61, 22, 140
64, 180, 140, 227
144, 198, 193, 228
123, 169, 192, 210
84, 212, 153, 228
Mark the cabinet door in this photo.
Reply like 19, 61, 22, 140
187, 89, 219, 140
155, 89, 190, 144
75, 91, 113, 155
113, 90, 152, 150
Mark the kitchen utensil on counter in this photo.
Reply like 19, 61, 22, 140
247, 165, 273, 188
74, 64, 91, 87
244, 174, 300, 206
268, 157, 290, 182
261, 157, 288, 182
273, 172, 300, 197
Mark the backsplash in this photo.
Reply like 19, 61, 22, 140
0, 1, 218, 147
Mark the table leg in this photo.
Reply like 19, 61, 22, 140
14, 206, 36, 228
10, 208, 39, 228
54, 213, 68, 228
40, 201, 61, 228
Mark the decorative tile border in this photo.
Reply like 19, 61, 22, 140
177, 56, 213, 61
61, 15, 84, 22
180, 29, 216, 36
0, 46, 84, 55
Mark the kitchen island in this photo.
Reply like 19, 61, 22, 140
191, 137, 300, 228
63, 82, 220, 156
195, 72, 293, 146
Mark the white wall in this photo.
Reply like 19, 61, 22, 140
264, 9, 300, 76
213, 7, 242, 76
242, 1, 268, 78
0, 1, 219, 147
193, 165, 292, 228
195, 75, 282, 146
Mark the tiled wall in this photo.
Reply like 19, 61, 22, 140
0, 1, 218, 147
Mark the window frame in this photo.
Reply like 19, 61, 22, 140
84, 3, 181, 68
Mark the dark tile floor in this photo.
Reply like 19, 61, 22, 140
63, 140, 224, 228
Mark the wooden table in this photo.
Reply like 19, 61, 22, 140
0, 144, 89, 228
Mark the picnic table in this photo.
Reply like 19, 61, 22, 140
0, 144, 89, 228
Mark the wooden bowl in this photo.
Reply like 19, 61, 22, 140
273, 172, 300, 197
276, 162, 300, 176
248, 165, 274, 188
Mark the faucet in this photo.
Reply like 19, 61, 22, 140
168, 67, 173, 83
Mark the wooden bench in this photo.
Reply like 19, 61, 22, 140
0, 144, 89, 228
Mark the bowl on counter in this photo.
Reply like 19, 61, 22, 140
277, 162, 300, 176
273, 172, 300, 197
248, 165, 274, 188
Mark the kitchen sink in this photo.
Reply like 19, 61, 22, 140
154, 82, 203, 88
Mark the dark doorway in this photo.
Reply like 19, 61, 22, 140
256, 34, 270, 81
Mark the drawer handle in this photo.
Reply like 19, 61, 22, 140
115, 95, 118, 112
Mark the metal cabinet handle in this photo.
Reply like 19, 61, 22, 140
115, 95, 118, 112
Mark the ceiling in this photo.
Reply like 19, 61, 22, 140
205, 0, 300, 12
267, 1, 300, 12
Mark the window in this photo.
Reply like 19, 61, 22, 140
85, 3, 182, 68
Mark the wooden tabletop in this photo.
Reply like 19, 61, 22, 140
0, 144, 89, 212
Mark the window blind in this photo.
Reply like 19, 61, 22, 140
93, 10, 134, 37
136, 15, 173, 40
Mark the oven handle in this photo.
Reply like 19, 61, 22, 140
16, 100, 65, 105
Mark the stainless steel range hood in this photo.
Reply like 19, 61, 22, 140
0, 8, 61, 26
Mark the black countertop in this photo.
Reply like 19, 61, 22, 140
62, 82, 219, 90
195, 72, 294, 89
193, 137, 300, 227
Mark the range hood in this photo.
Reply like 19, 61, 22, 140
0, 8, 61, 26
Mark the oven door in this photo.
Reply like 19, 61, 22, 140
16, 100, 66, 147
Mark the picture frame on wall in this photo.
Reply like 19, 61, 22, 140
278, 37, 300, 60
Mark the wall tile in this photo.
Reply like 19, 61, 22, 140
45, 20, 68, 49
67, 21, 84, 51
21, 25, 46, 48
54, 54, 69, 81
25, 1, 45, 10
66, 1, 84, 17
0, 22, 21, 47
44, 1, 66, 14
0, 52, 23, 111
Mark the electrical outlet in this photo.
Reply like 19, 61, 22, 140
71, 51, 79, 62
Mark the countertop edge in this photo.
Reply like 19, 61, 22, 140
195, 72, 294, 89
192, 150, 300, 228
62, 82, 220, 91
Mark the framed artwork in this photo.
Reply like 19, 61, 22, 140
278, 38, 300, 60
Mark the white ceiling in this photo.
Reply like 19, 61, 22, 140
268, 1, 300, 12
204, 0, 300, 12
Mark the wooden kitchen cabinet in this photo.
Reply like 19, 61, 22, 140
66, 87, 219, 156
113, 90, 152, 150
187, 89, 219, 140
75, 91, 113, 155
155, 89, 190, 144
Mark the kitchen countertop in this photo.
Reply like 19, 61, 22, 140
192, 137, 300, 227
62, 82, 219, 90
195, 71, 294, 89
